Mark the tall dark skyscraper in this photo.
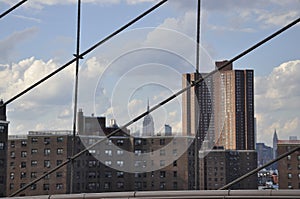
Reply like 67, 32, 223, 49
182, 61, 255, 150
0, 99, 8, 197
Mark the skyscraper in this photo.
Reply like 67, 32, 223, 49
182, 61, 255, 150
273, 129, 278, 159
142, 100, 155, 136
0, 99, 8, 197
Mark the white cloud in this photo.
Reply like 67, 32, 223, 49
255, 60, 300, 145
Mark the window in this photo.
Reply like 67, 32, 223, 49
43, 184, 50, 191
44, 148, 51, 155
10, 141, 15, 148
56, 183, 63, 190
88, 160, 97, 168
106, 139, 112, 145
21, 140, 27, 147
160, 160, 165, 167
31, 160, 37, 166
44, 137, 50, 145
287, 155, 291, 160
31, 137, 38, 143
117, 139, 124, 146
173, 160, 177, 167
117, 150, 124, 155
10, 172, 14, 180
0, 142, 4, 150
173, 149, 178, 156
57, 160, 63, 166
105, 150, 112, 156
44, 160, 51, 168
31, 184, 37, 190
21, 151, 27, 158
135, 139, 142, 145
105, 171, 112, 178
20, 172, 26, 179
104, 182, 111, 189
105, 161, 112, 166
117, 171, 124, 178
21, 162, 26, 168
135, 150, 142, 156
160, 149, 166, 156
31, 172, 37, 179
298, 155, 300, 161
44, 172, 50, 179
160, 182, 166, 189
57, 148, 63, 155
117, 160, 124, 167
173, 171, 177, 178
160, 171, 166, 178
88, 171, 96, 178
9, 183, 14, 190
160, 139, 165, 145
56, 172, 63, 178
57, 137, 64, 142
10, 151, 15, 158
173, 182, 178, 189
117, 182, 124, 188
0, 125, 4, 133
31, 149, 38, 154
288, 173, 292, 179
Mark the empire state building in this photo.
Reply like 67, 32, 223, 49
142, 100, 155, 136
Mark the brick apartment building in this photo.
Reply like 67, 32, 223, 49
6, 110, 193, 196
199, 148, 257, 190
7, 131, 72, 196
277, 139, 300, 189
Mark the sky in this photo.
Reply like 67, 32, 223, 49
0, 0, 299, 146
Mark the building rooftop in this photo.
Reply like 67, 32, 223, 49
277, 139, 300, 145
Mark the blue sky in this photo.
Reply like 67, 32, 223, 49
0, 0, 299, 146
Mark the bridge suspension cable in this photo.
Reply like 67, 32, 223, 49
0, 0, 27, 19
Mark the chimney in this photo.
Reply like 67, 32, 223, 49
0, 99, 6, 121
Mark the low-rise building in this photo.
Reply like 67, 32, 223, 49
277, 139, 300, 189
199, 148, 257, 190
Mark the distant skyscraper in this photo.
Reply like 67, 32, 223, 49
273, 129, 278, 159
142, 100, 155, 136
164, 124, 172, 136
182, 61, 255, 150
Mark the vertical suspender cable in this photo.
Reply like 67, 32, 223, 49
194, 0, 201, 190
196, 0, 201, 73
70, 0, 81, 194
0, 0, 27, 19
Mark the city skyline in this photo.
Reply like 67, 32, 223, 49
0, 0, 299, 146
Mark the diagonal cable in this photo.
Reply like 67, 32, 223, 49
1, 0, 168, 108
0, 0, 27, 19
10, 16, 300, 197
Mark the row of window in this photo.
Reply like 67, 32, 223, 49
287, 173, 300, 179
10, 171, 63, 180
78, 181, 178, 190
10, 183, 63, 191
10, 148, 64, 158
286, 155, 300, 161
10, 137, 64, 148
